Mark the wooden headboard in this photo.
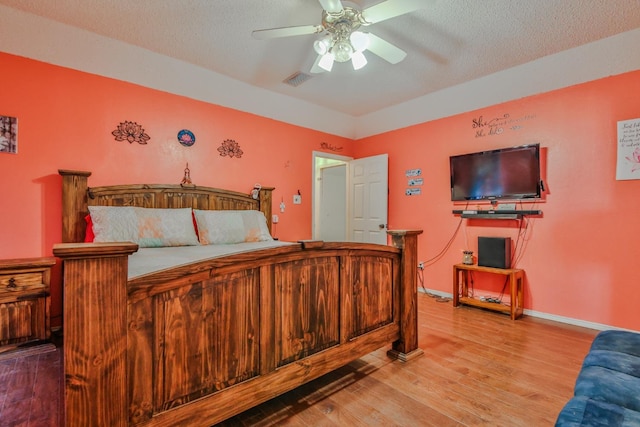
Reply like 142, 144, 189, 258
58, 170, 274, 243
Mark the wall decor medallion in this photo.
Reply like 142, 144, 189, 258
0, 115, 18, 154
178, 129, 195, 147
112, 121, 150, 144
218, 139, 243, 158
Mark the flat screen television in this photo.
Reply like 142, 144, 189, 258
450, 144, 541, 201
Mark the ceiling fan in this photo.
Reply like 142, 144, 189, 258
252, 0, 422, 73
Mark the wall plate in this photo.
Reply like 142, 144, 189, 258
497, 203, 516, 210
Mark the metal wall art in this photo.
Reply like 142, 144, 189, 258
112, 121, 150, 144
180, 163, 195, 187
218, 139, 243, 158
320, 142, 343, 152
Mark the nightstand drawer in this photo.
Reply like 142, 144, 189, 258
0, 299, 44, 343
0, 258, 55, 351
0, 272, 47, 295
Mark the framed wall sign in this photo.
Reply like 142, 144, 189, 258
616, 118, 640, 180
0, 115, 18, 154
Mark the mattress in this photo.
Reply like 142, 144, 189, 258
128, 240, 296, 279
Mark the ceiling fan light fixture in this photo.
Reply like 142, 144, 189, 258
255, 1, 421, 75
313, 36, 332, 55
350, 31, 370, 52
351, 50, 367, 70
332, 39, 353, 62
318, 53, 335, 71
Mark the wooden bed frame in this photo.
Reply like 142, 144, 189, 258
52, 169, 423, 426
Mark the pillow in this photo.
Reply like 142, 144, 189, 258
193, 209, 272, 245
88, 206, 138, 243
88, 206, 200, 248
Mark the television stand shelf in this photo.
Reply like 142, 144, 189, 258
453, 263, 524, 320
452, 209, 541, 219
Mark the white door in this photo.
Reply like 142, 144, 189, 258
318, 164, 347, 241
348, 154, 388, 244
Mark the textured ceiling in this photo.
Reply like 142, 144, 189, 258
2, 0, 640, 117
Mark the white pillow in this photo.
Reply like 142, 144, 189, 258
88, 206, 199, 248
194, 210, 272, 245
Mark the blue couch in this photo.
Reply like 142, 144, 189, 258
556, 330, 640, 426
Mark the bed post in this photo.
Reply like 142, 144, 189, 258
258, 186, 274, 232
58, 170, 91, 243
53, 242, 138, 427
386, 229, 424, 362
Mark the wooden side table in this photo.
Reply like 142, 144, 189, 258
0, 257, 56, 352
453, 263, 524, 320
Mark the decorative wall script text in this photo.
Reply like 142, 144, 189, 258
616, 118, 640, 180
472, 113, 536, 138
320, 142, 343, 152
472, 114, 509, 137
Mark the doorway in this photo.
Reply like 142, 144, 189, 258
312, 152, 389, 244
313, 151, 350, 241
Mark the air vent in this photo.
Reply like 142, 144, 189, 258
283, 72, 313, 87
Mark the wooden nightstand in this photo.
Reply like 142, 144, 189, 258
0, 257, 56, 352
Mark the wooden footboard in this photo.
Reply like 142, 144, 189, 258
53, 233, 421, 426
53, 170, 422, 426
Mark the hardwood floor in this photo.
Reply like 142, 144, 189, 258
0, 342, 63, 427
0, 293, 598, 427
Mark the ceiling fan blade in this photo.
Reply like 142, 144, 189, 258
361, 0, 422, 24
252, 25, 323, 40
318, 0, 344, 14
310, 55, 328, 74
366, 33, 407, 64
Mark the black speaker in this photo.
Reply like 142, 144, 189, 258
478, 237, 511, 269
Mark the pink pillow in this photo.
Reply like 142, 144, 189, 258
85, 210, 200, 244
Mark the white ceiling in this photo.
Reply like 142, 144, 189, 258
2, 0, 640, 121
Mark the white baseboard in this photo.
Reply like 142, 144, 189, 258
419, 288, 636, 332
419, 288, 451, 299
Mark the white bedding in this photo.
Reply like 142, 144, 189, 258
128, 240, 296, 279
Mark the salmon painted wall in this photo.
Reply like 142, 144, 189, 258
0, 52, 352, 326
3, 51, 639, 331
353, 70, 640, 331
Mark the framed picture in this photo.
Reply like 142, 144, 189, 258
616, 118, 640, 180
0, 115, 18, 154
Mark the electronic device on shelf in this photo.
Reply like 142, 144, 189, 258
451, 209, 542, 219
452, 209, 542, 215
450, 144, 542, 201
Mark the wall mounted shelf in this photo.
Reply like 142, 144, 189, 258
452, 209, 542, 219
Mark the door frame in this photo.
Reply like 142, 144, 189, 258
312, 151, 352, 240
